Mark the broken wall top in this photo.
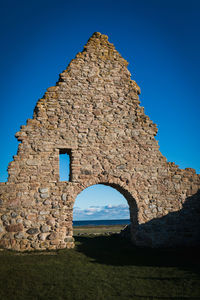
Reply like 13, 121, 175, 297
5, 32, 199, 187
16, 32, 157, 143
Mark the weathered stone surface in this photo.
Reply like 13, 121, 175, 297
48, 232, 58, 240
62, 193, 67, 201
14, 232, 25, 239
39, 188, 49, 193
40, 193, 48, 199
64, 237, 74, 243
40, 225, 50, 233
40, 210, 49, 215
38, 233, 47, 241
43, 200, 51, 205
0, 32, 199, 251
0, 240, 10, 249
46, 219, 55, 227
1, 215, 8, 222
11, 212, 18, 218
6, 224, 23, 232
26, 159, 39, 166
16, 218, 23, 224
50, 239, 60, 245
27, 228, 39, 235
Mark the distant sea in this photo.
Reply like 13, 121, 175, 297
73, 219, 130, 227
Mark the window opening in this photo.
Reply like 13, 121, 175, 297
59, 149, 71, 181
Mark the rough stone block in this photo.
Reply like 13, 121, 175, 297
6, 224, 23, 232
40, 193, 49, 199
62, 193, 67, 201
14, 232, 26, 239
39, 188, 49, 193
48, 232, 58, 240
26, 228, 39, 235
40, 225, 50, 233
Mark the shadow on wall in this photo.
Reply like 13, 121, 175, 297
75, 190, 200, 270
135, 189, 200, 248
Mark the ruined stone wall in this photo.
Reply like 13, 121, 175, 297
0, 32, 199, 251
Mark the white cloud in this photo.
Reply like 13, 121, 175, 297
85, 212, 94, 215
73, 204, 130, 220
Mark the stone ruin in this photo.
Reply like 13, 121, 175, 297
0, 32, 199, 251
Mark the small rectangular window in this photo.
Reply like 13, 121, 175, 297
59, 149, 71, 181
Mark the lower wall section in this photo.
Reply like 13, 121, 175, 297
0, 236, 75, 251
0, 176, 199, 251
0, 207, 75, 251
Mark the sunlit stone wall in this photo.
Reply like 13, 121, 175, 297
0, 33, 199, 251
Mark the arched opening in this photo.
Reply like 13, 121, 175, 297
73, 183, 138, 238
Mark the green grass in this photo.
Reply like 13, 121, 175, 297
0, 233, 199, 300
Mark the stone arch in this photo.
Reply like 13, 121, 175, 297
74, 174, 139, 201
73, 181, 139, 240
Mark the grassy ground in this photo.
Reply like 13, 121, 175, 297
73, 224, 125, 235
0, 227, 199, 300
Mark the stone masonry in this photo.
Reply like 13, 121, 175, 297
0, 32, 199, 251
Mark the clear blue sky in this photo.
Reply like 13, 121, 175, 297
0, 0, 199, 219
